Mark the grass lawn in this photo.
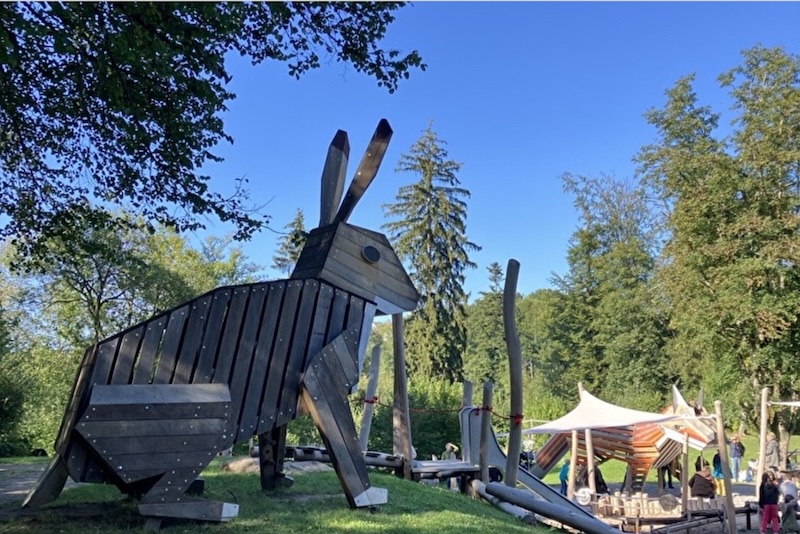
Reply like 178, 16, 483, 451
0, 459, 559, 533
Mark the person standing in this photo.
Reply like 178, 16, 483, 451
759, 471, 781, 534
730, 435, 746, 482
766, 432, 780, 472
559, 462, 569, 496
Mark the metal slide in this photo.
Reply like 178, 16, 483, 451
458, 407, 596, 520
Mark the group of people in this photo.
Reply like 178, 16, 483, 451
758, 469, 800, 534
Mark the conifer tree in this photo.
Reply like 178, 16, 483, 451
272, 209, 307, 276
383, 123, 480, 382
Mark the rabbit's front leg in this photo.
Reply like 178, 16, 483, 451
300, 334, 387, 508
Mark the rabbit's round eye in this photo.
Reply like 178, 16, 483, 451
361, 245, 381, 264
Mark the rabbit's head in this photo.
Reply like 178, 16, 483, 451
291, 119, 419, 316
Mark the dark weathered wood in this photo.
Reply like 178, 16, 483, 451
303, 283, 335, 369
258, 426, 291, 490
152, 305, 190, 384
276, 281, 319, 425
132, 316, 166, 384
211, 288, 250, 384
30, 120, 420, 524
91, 337, 121, 388
139, 499, 239, 522
319, 129, 349, 226
333, 119, 392, 224
302, 354, 372, 507
90, 434, 224, 455
503, 259, 522, 487
78, 418, 227, 438
243, 283, 285, 435
110, 325, 145, 385
259, 280, 303, 421
88, 383, 231, 405
22, 456, 69, 508
325, 288, 350, 345
56, 346, 97, 451
227, 285, 267, 440
173, 295, 212, 383
192, 289, 232, 383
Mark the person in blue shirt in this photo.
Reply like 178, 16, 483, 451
559, 462, 570, 495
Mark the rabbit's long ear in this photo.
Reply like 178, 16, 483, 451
333, 119, 393, 224
320, 130, 350, 226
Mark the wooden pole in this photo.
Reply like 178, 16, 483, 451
359, 344, 381, 451
391, 314, 413, 480
585, 429, 596, 494
681, 433, 689, 514
568, 429, 579, 500
757, 386, 769, 500
462, 380, 474, 408
480, 381, 493, 483
503, 259, 523, 488
714, 401, 737, 534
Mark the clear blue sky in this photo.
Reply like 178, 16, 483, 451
200, 2, 800, 297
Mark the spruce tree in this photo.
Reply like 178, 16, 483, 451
272, 209, 307, 276
383, 123, 480, 382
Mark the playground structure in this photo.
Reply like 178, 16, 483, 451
530, 385, 717, 494
24, 119, 420, 525
18, 119, 749, 533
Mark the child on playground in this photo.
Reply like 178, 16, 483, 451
759, 471, 781, 534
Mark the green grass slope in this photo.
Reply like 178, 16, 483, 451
0, 462, 560, 533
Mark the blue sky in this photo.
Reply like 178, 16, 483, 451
201, 2, 800, 297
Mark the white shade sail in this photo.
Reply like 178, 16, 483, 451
521, 388, 686, 435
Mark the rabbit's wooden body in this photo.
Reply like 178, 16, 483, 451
24, 120, 419, 524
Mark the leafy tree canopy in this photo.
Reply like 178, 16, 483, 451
0, 2, 424, 266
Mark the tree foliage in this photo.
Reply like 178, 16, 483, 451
550, 173, 671, 410
638, 45, 800, 443
383, 123, 480, 382
0, 2, 424, 264
272, 209, 307, 276
463, 262, 511, 400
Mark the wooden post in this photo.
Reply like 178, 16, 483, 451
391, 314, 413, 480
503, 259, 523, 488
585, 428, 596, 494
480, 381, 493, 483
462, 380, 473, 408
359, 344, 381, 451
757, 386, 769, 501
714, 401, 737, 534
568, 429, 579, 500
681, 433, 689, 514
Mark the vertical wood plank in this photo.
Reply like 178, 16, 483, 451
259, 280, 303, 427
192, 288, 232, 383
211, 287, 250, 385
325, 289, 350, 345
172, 295, 212, 384
132, 316, 166, 384
245, 282, 285, 436
276, 280, 319, 425
90, 337, 121, 387
227, 285, 267, 442
152, 304, 190, 384
303, 282, 335, 369
110, 326, 145, 385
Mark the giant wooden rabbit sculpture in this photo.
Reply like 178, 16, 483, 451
25, 119, 419, 525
